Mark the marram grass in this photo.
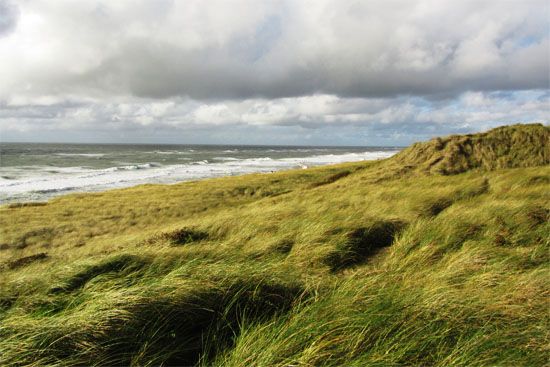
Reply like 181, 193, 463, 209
0, 124, 548, 366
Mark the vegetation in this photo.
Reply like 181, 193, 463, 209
0, 123, 548, 366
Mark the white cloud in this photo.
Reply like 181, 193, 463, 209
1, 91, 547, 134
0, 0, 548, 144
193, 104, 240, 125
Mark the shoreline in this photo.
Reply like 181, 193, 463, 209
0, 157, 387, 206
0, 150, 398, 204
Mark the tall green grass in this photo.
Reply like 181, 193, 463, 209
0, 124, 548, 366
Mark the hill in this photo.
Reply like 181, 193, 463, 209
393, 123, 549, 175
0, 124, 548, 366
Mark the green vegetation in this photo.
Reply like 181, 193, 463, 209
0, 123, 548, 366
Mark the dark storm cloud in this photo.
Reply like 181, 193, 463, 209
81, 33, 548, 101
1, 0, 548, 101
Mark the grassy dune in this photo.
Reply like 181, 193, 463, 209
0, 124, 548, 366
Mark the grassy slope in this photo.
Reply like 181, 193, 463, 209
0, 124, 548, 366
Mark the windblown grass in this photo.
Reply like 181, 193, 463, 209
0, 124, 548, 366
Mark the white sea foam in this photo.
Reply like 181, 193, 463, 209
0, 150, 398, 203
55, 153, 106, 157
150, 150, 190, 155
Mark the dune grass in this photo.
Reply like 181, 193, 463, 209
0, 124, 548, 366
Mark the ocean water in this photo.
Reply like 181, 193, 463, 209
0, 143, 400, 203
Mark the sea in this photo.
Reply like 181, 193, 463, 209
0, 143, 401, 204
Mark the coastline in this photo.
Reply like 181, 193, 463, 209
0, 148, 399, 204
1, 158, 381, 209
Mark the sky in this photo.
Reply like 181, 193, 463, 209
0, 0, 548, 146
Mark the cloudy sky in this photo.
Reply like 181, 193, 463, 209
0, 0, 548, 145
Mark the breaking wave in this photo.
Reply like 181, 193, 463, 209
0, 150, 398, 203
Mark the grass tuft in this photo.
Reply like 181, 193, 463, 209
5, 252, 48, 269
309, 170, 352, 187
162, 228, 210, 246
324, 219, 407, 271
50, 254, 147, 294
